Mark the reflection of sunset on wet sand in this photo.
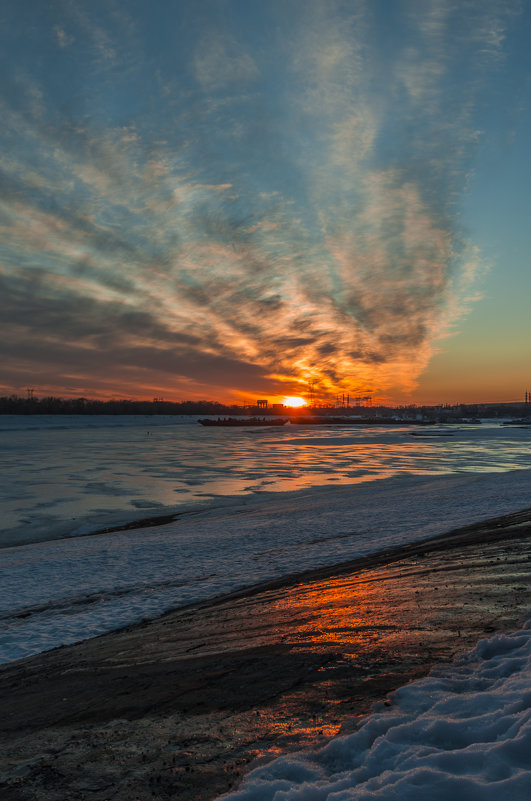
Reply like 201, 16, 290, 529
2, 513, 530, 800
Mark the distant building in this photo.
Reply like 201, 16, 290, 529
256, 399, 268, 409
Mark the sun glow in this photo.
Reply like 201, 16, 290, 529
283, 396, 307, 408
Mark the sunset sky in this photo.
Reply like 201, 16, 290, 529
1, 0, 530, 405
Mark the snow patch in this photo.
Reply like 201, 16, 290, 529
220, 617, 531, 800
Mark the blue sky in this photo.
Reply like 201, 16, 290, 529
1, 0, 529, 404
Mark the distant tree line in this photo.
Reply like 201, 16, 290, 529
0, 394, 529, 418
0, 395, 243, 416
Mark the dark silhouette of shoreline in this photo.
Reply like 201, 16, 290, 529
1, 393, 529, 421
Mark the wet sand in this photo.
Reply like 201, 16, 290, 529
1, 509, 531, 801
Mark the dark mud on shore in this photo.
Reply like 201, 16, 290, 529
1, 510, 531, 801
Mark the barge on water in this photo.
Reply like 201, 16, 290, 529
198, 417, 288, 426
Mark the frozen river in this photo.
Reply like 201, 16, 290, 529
2, 415, 531, 548
1, 415, 530, 663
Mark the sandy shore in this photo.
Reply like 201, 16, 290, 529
1, 509, 531, 801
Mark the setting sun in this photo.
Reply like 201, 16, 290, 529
283, 396, 307, 408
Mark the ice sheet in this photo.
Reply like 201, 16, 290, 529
2, 417, 531, 549
1, 468, 530, 664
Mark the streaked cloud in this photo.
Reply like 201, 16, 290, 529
195, 33, 258, 90
0, 0, 522, 401
54, 25, 74, 49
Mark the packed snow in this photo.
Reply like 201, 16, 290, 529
1, 467, 530, 663
219, 616, 531, 800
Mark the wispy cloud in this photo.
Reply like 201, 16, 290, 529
53, 25, 74, 49
194, 33, 258, 90
0, 0, 519, 400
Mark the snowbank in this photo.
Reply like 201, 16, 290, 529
221, 616, 531, 800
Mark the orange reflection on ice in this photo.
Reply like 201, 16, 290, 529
262, 716, 344, 756
255, 567, 404, 661
243, 568, 407, 760
275, 577, 380, 650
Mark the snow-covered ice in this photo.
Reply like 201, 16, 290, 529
1, 468, 530, 663
2, 416, 531, 549
219, 616, 531, 800
1, 416, 530, 797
